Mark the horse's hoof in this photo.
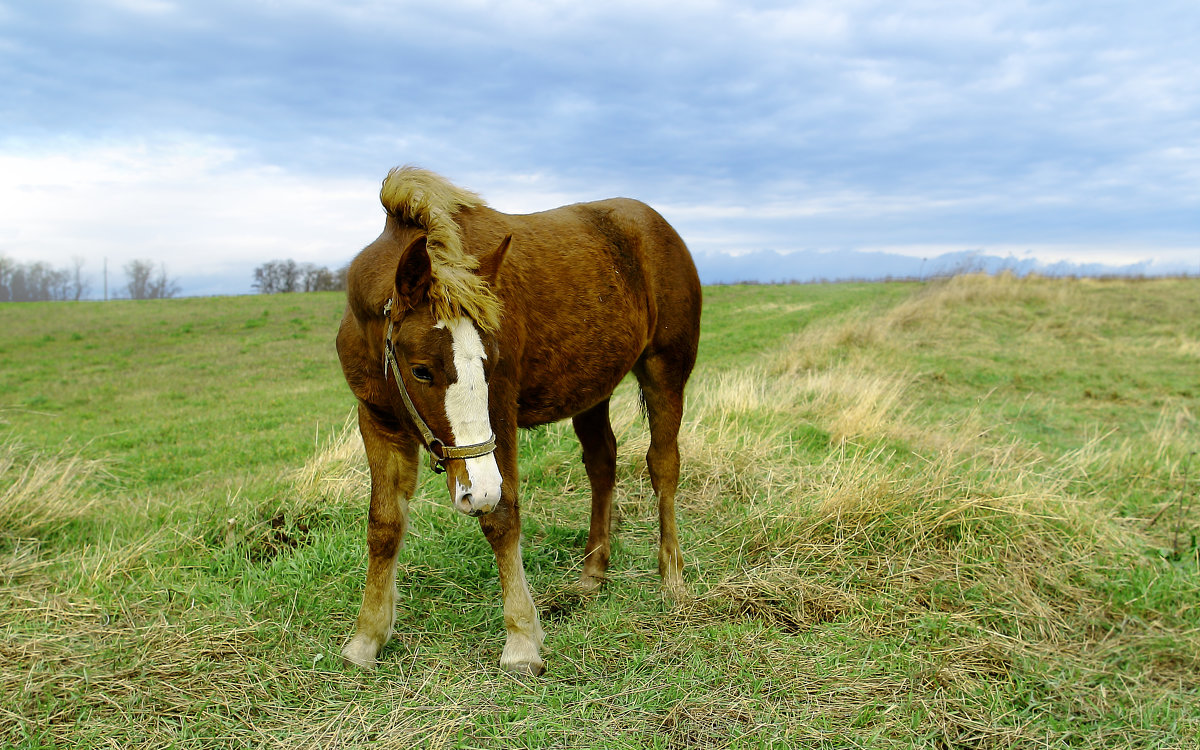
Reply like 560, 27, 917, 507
341, 654, 375, 670
340, 638, 379, 670
663, 579, 689, 604
571, 575, 605, 595
502, 658, 546, 677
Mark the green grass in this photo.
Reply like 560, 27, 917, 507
2, 275, 1199, 748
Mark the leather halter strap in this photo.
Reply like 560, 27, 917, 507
382, 298, 497, 474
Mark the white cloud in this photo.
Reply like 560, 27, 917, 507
0, 138, 381, 293
106, 0, 178, 15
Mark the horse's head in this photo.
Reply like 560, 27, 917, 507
385, 233, 509, 516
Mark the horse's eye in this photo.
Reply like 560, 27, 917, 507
411, 365, 434, 384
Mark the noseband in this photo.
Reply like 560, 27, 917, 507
381, 298, 497, 474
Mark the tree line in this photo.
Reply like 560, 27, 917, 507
1, 254, 347, 302
0, 256, 89, 302
0, 256, 180, 302
252, 260, 347, 294
123, 260, 181, 300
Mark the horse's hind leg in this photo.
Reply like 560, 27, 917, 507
634, 355, 690, 601
572, 398, 617, 593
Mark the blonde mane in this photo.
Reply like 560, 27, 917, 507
379, 166, 501, 332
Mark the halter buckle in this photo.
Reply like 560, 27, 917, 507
427, 439, 447, 473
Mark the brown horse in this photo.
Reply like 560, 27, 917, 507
335, 167, 701, 675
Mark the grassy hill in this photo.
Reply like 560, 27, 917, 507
2, 275, 1198, 748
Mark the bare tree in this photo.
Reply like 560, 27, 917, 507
148, 263, 181, 299
253, 260, 283, 294
283, 260, 302, 292
0, 256, 14, 302
302, 264, 338, 292
43, 263, 72, 300
252, 259, 299, 294
70, 256, 90, 301
0, 255, 96, 302
125, 260, 154, 299
252, 262, 272, 294
253, 259, 346, 293
124, 259, 180, 299
0, 258, 72, 301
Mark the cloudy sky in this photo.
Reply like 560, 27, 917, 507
2, 0, 1198, 295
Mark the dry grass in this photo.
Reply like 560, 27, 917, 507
690, 366, 912, 446
1178, 338, 1200, 359
776, 272, 1080, 370
887, 271, 1073, 324
0, 601, 488, 749
1064, 402, 1200, 559
289, 410, 367, 507
0, 439, 105, 543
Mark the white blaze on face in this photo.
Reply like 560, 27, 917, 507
437, 317, 502, 512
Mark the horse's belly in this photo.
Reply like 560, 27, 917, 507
507, 229, 655, 426
515, 335, 643, 426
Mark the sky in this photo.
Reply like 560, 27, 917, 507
2, 0, 1199, 295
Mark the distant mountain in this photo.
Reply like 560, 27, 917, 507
170, 248, 1193, 298
692, 249, 1196, 285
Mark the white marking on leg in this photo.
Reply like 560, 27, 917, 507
498, 542, 545, 673
438, 318, 502, 512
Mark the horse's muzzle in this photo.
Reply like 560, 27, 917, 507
448, 456, 503, 516
455, 493, 494, 517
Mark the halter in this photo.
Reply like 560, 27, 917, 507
382, 298, 497, 474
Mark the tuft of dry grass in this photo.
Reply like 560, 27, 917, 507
888, 271, 1072, 323
0, 439, 105, 543
1178, 338, 1200, 358
776, 272, 1080, 370
640, 276, 1189, 671
694, 366, 913, 446
288, 410, 366, 507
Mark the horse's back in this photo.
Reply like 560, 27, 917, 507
459, 198, 700, 424
465, 197, 699, 320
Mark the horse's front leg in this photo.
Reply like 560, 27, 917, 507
479, 431, 544, 675
342, 404, 419, 669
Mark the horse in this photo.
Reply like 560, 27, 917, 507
335, 166, 702, 675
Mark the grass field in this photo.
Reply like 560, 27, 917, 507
2, 274, 1198, 748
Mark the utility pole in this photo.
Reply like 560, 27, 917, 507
103, 257, 108, 301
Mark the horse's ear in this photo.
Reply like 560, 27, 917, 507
479, 234, 512, 287
394, 235, 432, 311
